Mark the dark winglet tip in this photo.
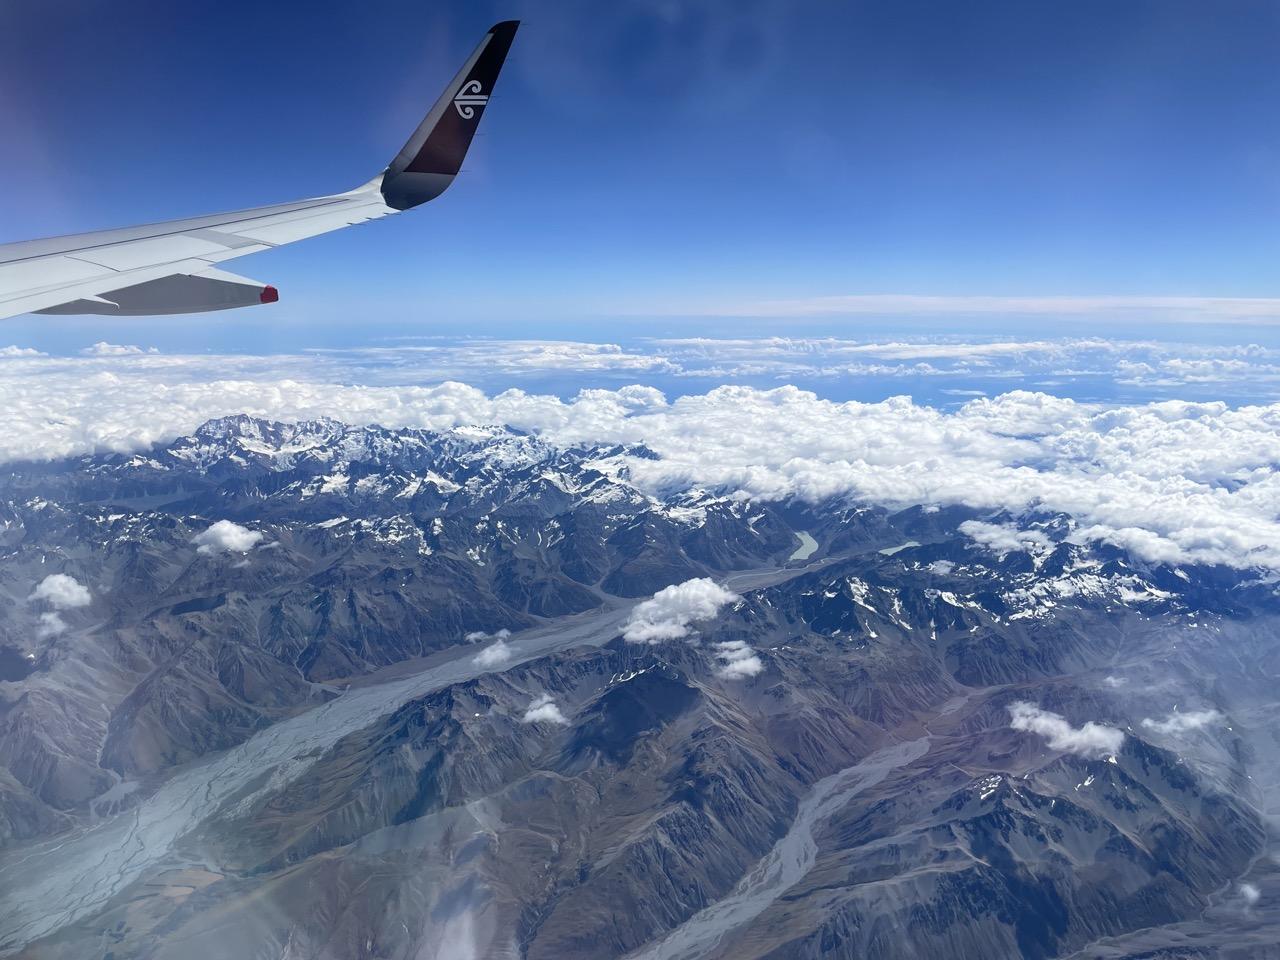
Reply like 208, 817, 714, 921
490, 20, 520, 37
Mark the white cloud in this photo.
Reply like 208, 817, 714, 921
1008, 701, 1124, 756
30, 574, 90, 638
472, 640, 512, 668
927, 560, 955, 575
959, 520, 1052, 554
79, 342, 156, 356
320, 340, 681, 377
30, 574, 91, 610
687, 294, 1280, 324
521, 693, 568, 725
36, 612, 68, 638
1141, 709, 1223, 735
623, 578, 740, 644
192, 520, 264, 555
0, 346, 46, 358
465, 628, 511, 643
3, 349, 1280, 572
714, 640, 763, 679
1239, 883, 1261, 908
1102, 676, 1128, 688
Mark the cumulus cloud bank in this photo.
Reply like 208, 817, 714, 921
193, 520, 264, 555
1008, 702, 1124, 756
4, 347, 1280, 572
623, 578, 740, 644
1141, 709, 1224, 735
30, 574, 92, 610
521, 694, 568, 725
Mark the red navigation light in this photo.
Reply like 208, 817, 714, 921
260, 285, 279, 304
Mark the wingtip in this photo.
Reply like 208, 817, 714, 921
379, 18, 520, 210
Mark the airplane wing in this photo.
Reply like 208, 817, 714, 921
0, 20, 518, 320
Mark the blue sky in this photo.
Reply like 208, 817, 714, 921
2, 0, 1280, 353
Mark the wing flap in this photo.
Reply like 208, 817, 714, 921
0, 259, 217, 318
36, 267, 277, 316
0, 256, 115, 293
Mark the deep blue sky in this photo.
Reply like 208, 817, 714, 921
2, 0, 1280, 352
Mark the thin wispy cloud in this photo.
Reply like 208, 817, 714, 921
1141, 709, 1224, 735
685, 294, 1280, 324
5, 336, 1280, 398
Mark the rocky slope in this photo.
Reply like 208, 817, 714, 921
0, 416, 1275, 959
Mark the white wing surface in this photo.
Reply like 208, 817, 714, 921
0, 21, 518, 320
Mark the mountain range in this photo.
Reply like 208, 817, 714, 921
0, 416, 1276, 959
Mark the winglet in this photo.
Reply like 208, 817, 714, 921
378, 21, 519, 210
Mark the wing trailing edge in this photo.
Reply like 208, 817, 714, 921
35, 267, 277, 316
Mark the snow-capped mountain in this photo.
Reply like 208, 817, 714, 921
0, 416, 1276, 959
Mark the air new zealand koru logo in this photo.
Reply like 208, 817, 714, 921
453, 80, 488, 119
